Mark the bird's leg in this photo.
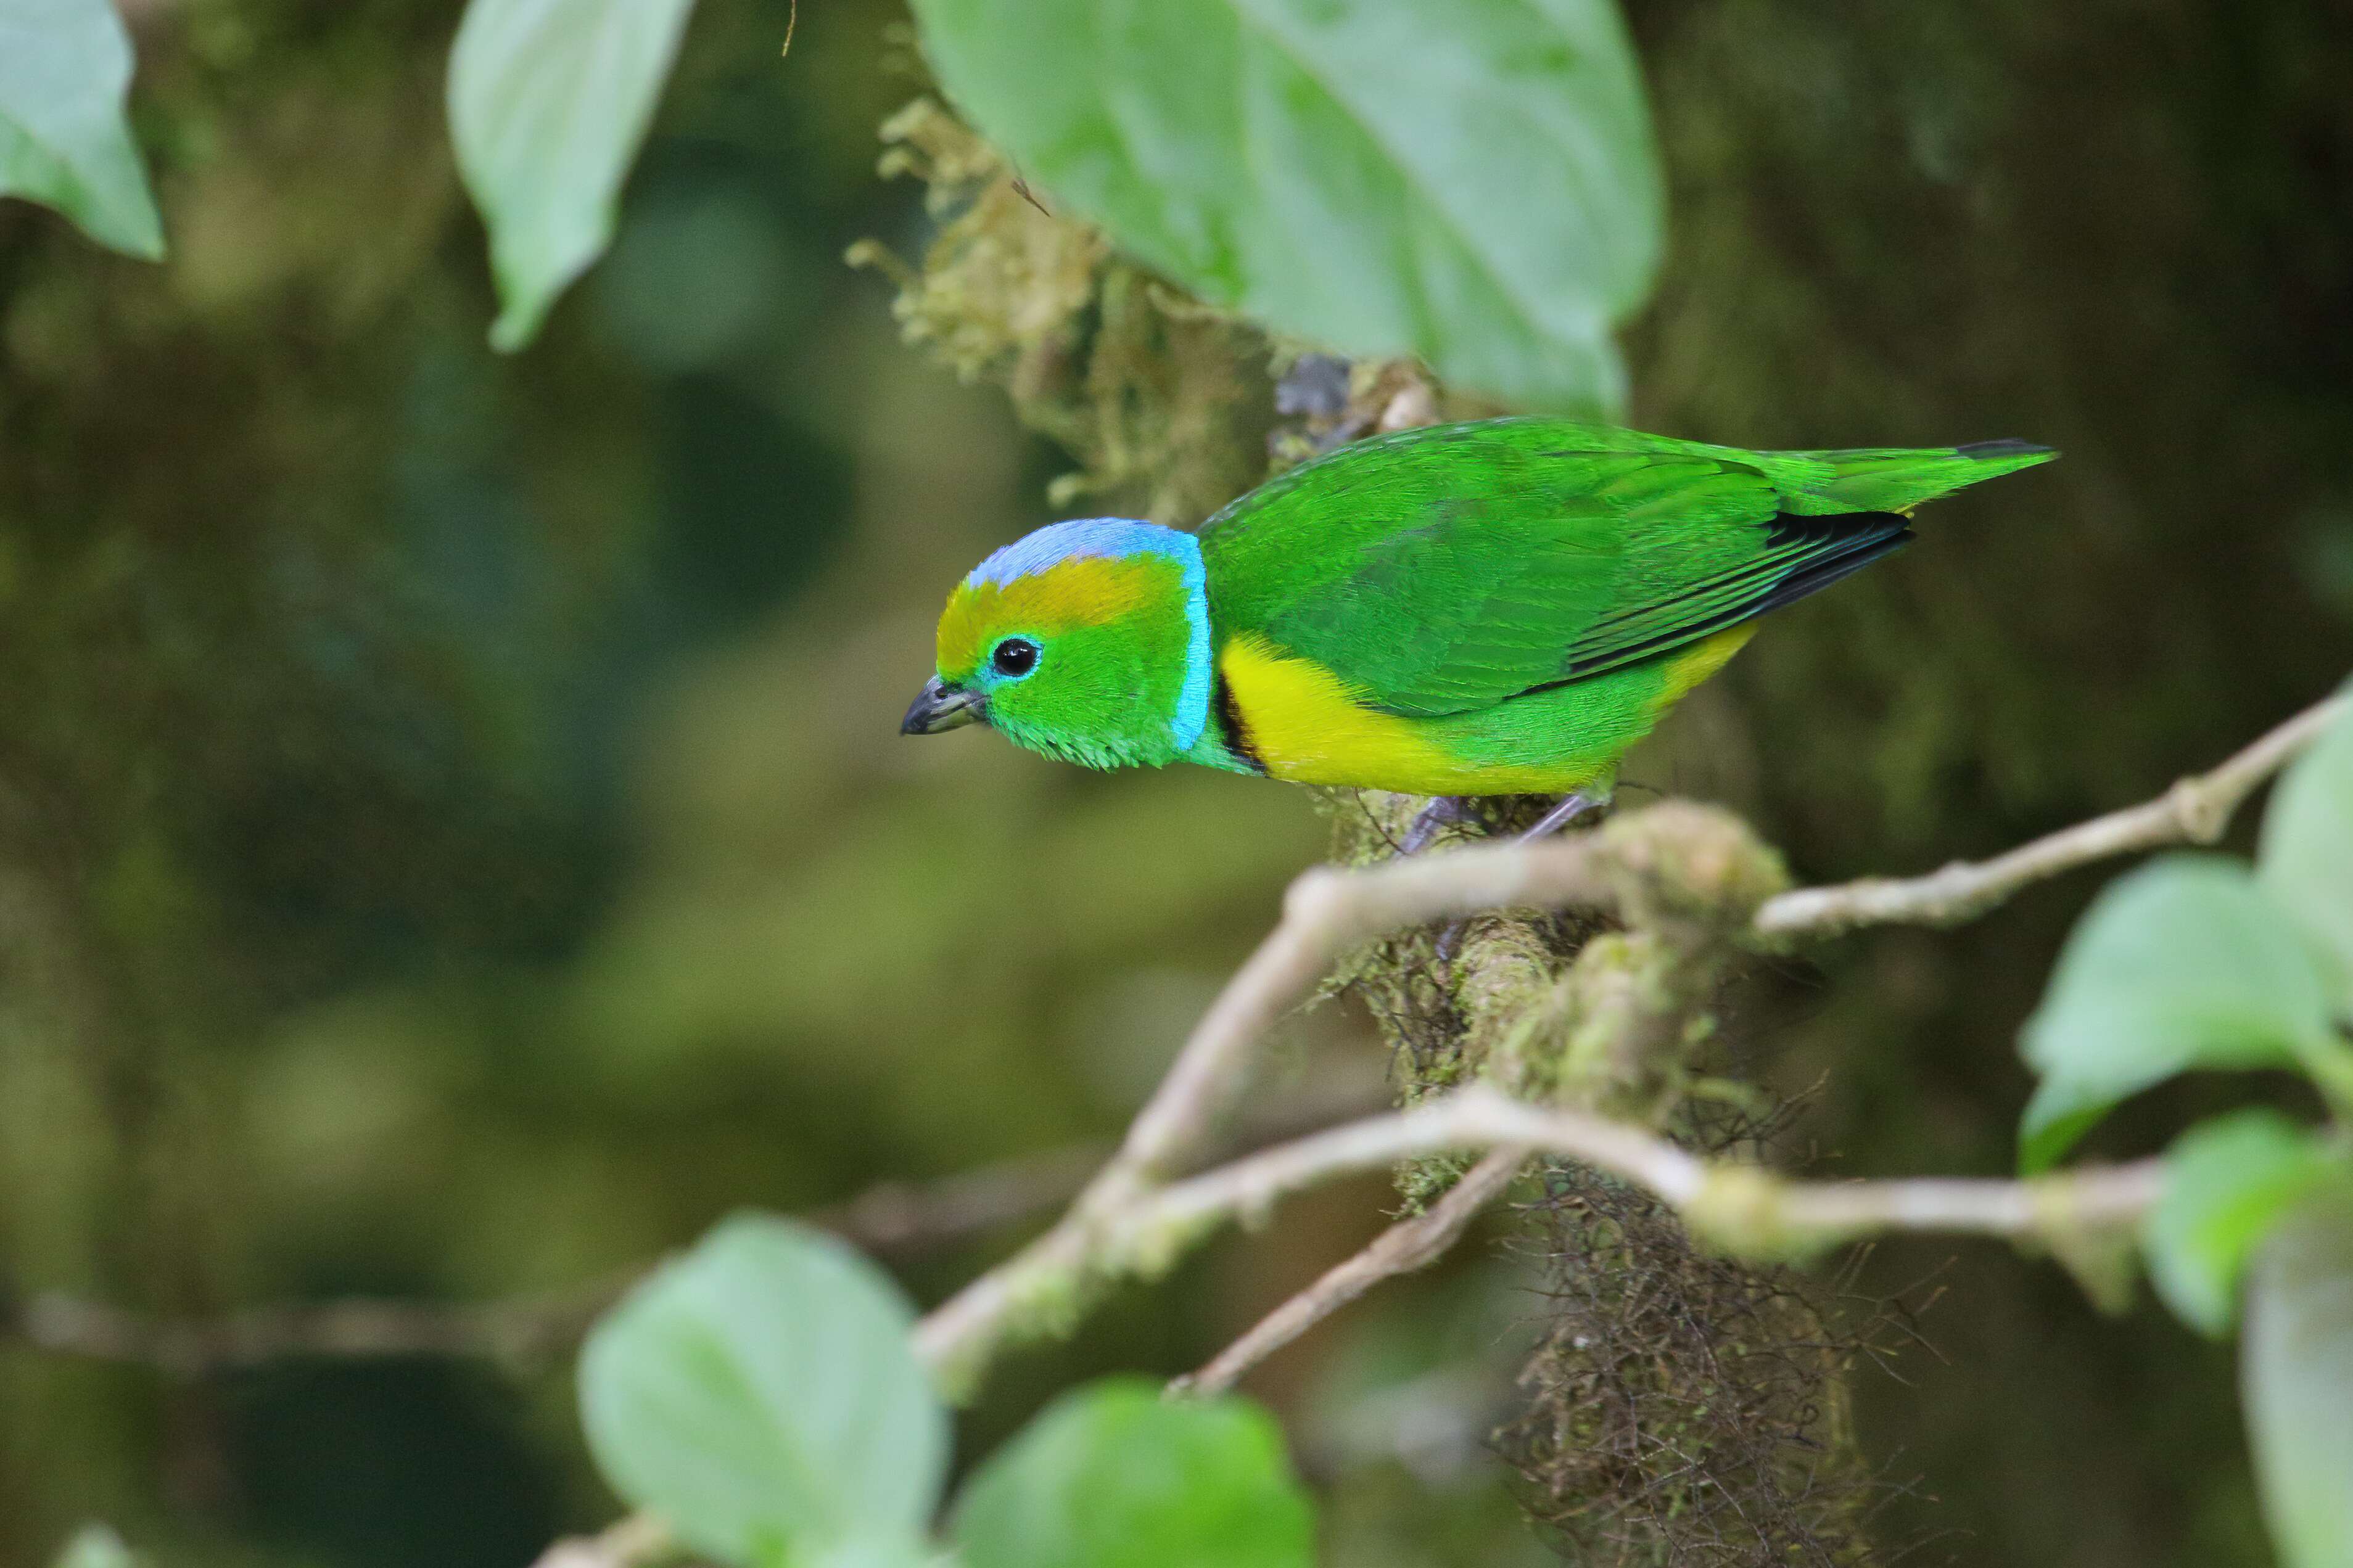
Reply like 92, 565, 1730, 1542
1397, 795, 1477, 855
1517, 787, 1612, 844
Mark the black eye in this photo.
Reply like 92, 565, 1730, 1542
991, 638, 1040, 678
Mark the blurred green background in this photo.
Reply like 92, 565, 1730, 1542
2, 1, 2351, 1565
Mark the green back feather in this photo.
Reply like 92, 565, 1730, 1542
1196, 419, 2053, 718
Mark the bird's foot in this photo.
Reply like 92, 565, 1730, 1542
1397, 795, 1477, 856
1517, 787, 1612, 844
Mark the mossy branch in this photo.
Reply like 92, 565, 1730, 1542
1172, 1145, 1529, 1397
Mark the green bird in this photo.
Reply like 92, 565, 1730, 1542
902, 418, 2053, 842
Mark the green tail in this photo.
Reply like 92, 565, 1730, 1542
1770, 438, 2058, 515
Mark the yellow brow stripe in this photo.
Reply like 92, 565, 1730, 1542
937, 556, 1161, 676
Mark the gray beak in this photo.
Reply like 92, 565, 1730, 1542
900, 676, 983, 736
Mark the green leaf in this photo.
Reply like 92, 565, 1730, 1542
49, 1525, 135, 1568
579, 1213, 949, 1567
0, 0, 165, 259
952, 1380, 1314, 1568
2017, 856, 2335, 1172
448, 0, 701, 351
2243, 1180, 2353, 1568
764, 1529, 949, 1568
908, 0, 1662, 416
2145, 1109, 2343, 1335
2260, 691, 2353, 1012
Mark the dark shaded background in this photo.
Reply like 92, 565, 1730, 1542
1, 1, 2349, 1564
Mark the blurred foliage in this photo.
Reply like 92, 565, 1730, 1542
2259, 682, 2353, 1006
2016, 856, 2336, 1173
0, 0, 164, 258
47, 1526, 138, 1568
2241, 1183, 2353, 1568
1, 0, 2351, 1566
950, 1380, 1314, 1568
2148, 1109, 2345, 1337
579, 1216, 946, 1567
448, 0, 702, 350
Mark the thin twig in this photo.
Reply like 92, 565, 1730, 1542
6, 1285, 619, 1373
1173, 1146, 1530, 1397
4, 1140, 1109, 1373
1755, 692, 2346, 937
811, 1141, 1108, 1254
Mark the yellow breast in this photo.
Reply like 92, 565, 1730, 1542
1214, 634, 1575, 795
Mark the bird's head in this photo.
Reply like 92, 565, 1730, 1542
902, 519, 1212, 771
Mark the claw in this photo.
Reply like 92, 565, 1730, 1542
1397, 795, 1476, 856
1517, 787, 1611, 844
1435, 918, 1468, 964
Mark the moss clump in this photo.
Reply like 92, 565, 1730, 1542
851, 98, 1275, 527
1500, 1101, 1904, 1567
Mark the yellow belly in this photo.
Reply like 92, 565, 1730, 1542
1216, 628, 1750, 796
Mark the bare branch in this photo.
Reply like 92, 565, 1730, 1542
1172, 1146, 1529, 1397
810, 1141, 1108, 1254
2, 1139, 1108, 1373
1756, 692, 2346, 938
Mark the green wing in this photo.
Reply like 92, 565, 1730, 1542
1196, 419, 2052, 718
